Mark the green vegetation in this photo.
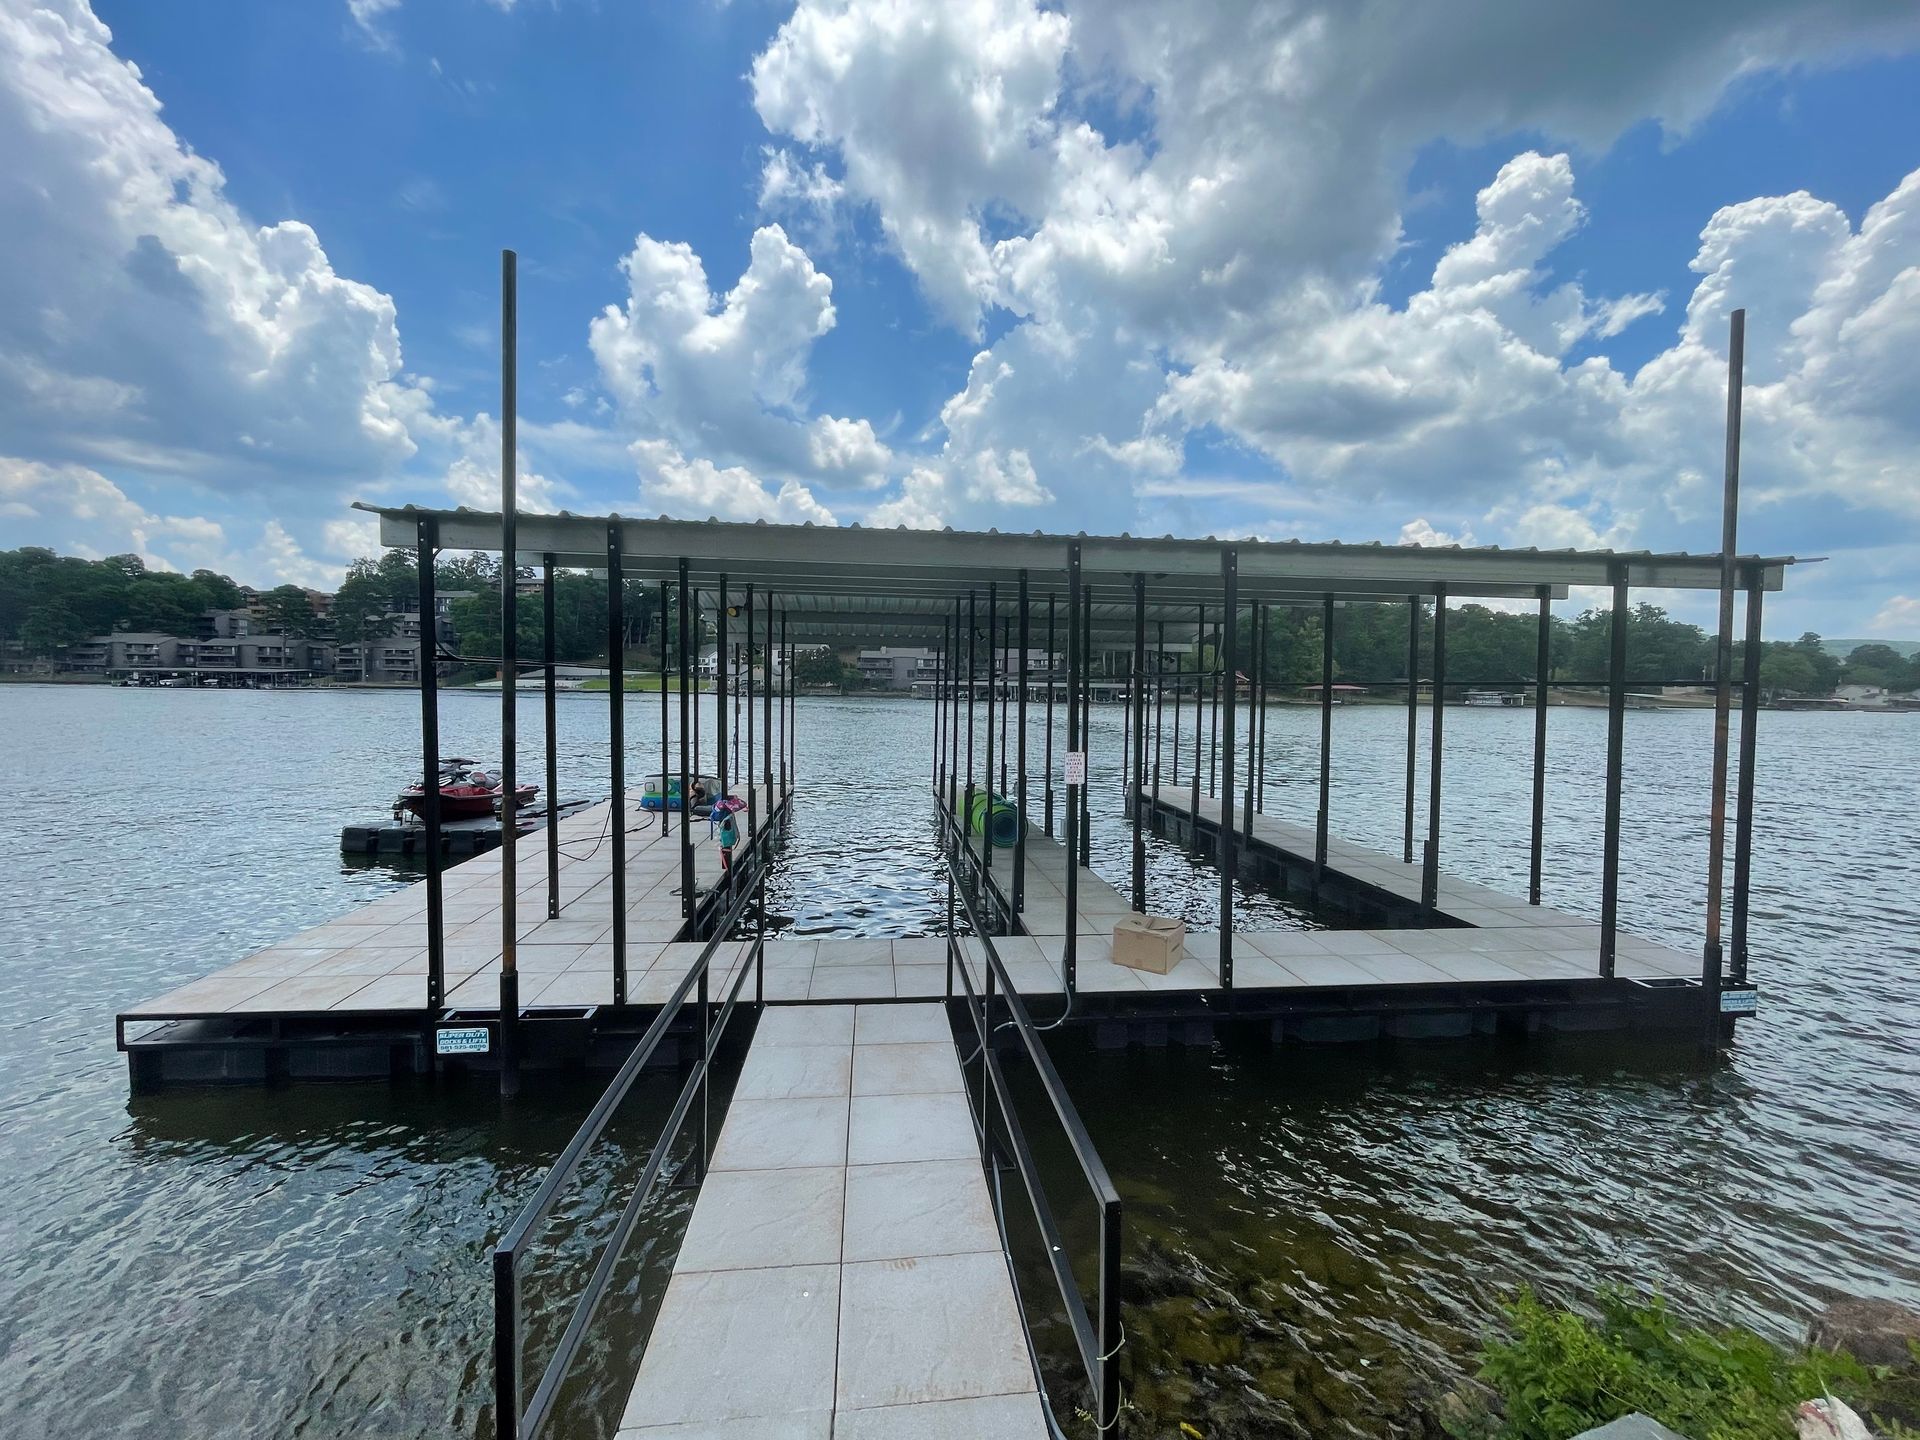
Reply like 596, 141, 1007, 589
4, 546, 1917, 700
792, 647, 870, 691
1225, 600, 1920, 697
1454, 1289, 1892, 1440
0, 549, 246, 652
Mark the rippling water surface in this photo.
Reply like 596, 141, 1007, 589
0, 686, 1914, 1438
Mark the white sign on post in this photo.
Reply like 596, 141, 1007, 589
1064, 751, 1087, 786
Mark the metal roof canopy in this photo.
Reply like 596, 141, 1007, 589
360, 505, 1795, 630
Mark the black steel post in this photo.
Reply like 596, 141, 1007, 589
498, 248, 520, 1098
416, 513, 445, 1010
1316, 592, 1333, 884
1064, 543, 1082, 993
607, 524, 627, 1006
1599, 563, 1629, 977
1529, 585, 1550, 904
1703, 309, 1746, 1038
1189, 604, 1204, 855
715, 577, 728, 796
1131, 572, 1147, 912
1404, 594, 1419, 865
745, 587, 757, 848
936, 610, 948, 790
543, 555, 559, 920
678, 559, 694, 923
1153, 618, 1166, 796
1044, 593, 1056, 835
1218, 549, 1238, 988
983, 582, 997, 881
965, 590, 977, 830
1207, 610, 1220, 794
1422, 586, 1446, 914
660, 581, 671, 836
1253, 602, 1268, 817
1730, 567, 1763, 983
781, 610, 791, 798
1015, 569, 1029, 916
1079, 584, 1092, 867
763, 589, 774, 804
1170, 625, 1181, 787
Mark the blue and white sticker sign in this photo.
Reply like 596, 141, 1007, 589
436, 1025, 492, 1055
1064, 751, 1086, 785
1718, 989, 1758, 1015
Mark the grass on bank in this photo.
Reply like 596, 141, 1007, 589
1451, 1290, 1914, 1440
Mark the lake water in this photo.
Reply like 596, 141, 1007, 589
0, 685, 1915, 1438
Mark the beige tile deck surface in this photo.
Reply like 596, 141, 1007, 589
616, 1003, 1045, 1440
129, 787, 776, 1017
132, 775, 1697, 1021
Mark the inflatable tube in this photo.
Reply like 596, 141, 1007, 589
968, 791, 1021, 847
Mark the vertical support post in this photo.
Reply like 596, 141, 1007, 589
1316, 592, 1333, 884
1044, 593, 1056, 835
715, 576, 728, 795
1153, 619, 1166, 795
416, 513, 445, 1010
1080, 585, 1093, 867
1599, 563, 1629, 977
1730, 568, 1763, 983
1064, 542, 1082, 993
1404, 594, 1419, 865
678, 560, 694, 923
936, 610, 948, 790
1126, 573, 1146, 911
1171, 625, 1181, 787
745, 587, 757, 849
1189, 604, 1204, 856
1253, 602, 1268, 817
1015, 570, 1029, 916
1529, 585, 1550, 904
543, 555, 559, 920
497, 248, 520, 1098
763, 590, 774, 804
1703, 309, 1745, 1038
983, 582, 997, 884
965, 590, 977, 828
606, 523, 627, 1005
1207, 611, 1220, 794
660, 581, 671, 835
949, 599, 961, 807
1422, 586, 1447, 914
1218, 549, 1239, 988
785, 612, 794, 796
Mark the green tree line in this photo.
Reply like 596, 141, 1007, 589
0, 548, 247, 652
1202, 600, 1918, 697
6, 546, 1915, 696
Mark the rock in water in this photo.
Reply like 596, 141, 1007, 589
1809, 1296, 1920, 1370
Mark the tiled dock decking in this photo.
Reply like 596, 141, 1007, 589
616, 1003, 1046, 1439
124, 788, 772, 1020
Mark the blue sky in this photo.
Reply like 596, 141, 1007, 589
3, 0, 1918, 640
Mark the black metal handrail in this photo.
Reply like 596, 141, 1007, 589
492, 820, 775, 1440
944, 856, 1123, 1434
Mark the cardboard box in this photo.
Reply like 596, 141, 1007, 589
1112, 913, 1185, 974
